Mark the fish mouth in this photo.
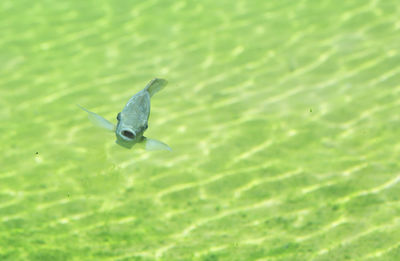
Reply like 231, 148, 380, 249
116, 128, 136, 149
120, 129, 136, 140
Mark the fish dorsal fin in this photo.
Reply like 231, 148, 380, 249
144, 78, 168, 97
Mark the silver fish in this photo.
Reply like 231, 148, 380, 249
79, 78, 171, 151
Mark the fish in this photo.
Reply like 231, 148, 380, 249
78, 78, 171, 151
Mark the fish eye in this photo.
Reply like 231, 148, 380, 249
122, 130, 135, 139
144, 124, 148, 130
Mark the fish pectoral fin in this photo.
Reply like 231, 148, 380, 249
77, 104, 115, 132
143, 137, 172, 151
144, 78, 168, 97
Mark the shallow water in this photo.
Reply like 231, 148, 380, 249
1, 0, 400, 260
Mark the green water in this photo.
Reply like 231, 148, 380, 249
1, 0, 400, 260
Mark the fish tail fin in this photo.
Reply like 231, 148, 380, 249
144, 78, 168, 97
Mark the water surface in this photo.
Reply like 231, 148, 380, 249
1, 0, 400, 260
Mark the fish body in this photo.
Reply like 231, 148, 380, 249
115, 88, 150, 148
79, 78, 171, 151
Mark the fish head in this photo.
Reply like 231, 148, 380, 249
115, 112, 148, 148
